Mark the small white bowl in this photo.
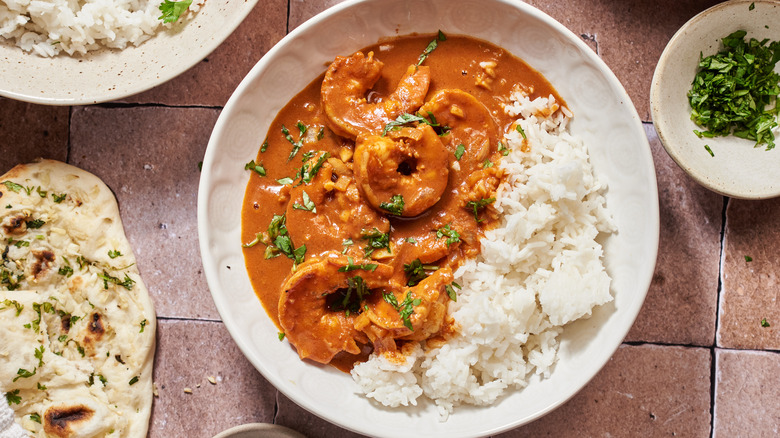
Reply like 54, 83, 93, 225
212, 423, 305, 438
0, 0, 258, 105
650, 0, 780, 199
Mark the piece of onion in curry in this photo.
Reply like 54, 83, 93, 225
241, 33, 564, 371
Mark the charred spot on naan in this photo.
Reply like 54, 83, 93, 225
44, 405, 95, 438
81, 312, 107, 354
2, 213, 28, 235
32, 249, 55, 278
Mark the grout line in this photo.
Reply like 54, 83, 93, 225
156, 315, 223, 323
709, 194, 729, 437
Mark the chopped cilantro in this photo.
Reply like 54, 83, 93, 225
98, 271, 135, 291
2, 181, 23, 193
25, 219, 45, 229
260, 139, 269, 153
139, 319, 148, 333
445, 282, 461, 301
292, 191, 316, 213
6, 389, 21, 405
688, 30, 780, 149
51, 193, 67, 203
1, 299, 23, 316
761, 317, 770, 327
379, 194, 405, 215
454, 143, 466, 160
466, 197, 496, 222
403, 259, 438, 287
383, 292, 421, 330
129, 376, 139, 385
29, 413, 41, 423
278, 332, 286, 341
244, 159, 267, 177
108, 250, 123, 259
158, 0, 192, 23
704, 144, 715, 157
13, 367, 36, 382
436, 224, 461, 246
745, 255, 753, 262
483, 159, 494, 168
35, 345, 44, 367
516, 124, 527, 139
360, 228, 390, 257
337, 257, 378, 273
417, 30, 447, 66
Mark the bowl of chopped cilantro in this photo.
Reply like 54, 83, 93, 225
651, 0, 780, 199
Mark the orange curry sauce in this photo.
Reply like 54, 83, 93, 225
241, 34, 563, 371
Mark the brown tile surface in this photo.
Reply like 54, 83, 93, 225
714, 349, 780, 438
625, 123, 722, 346
1, 0, 777, 436
150, 319, 276, 437
500, 344, 712, 437
720, 198, 780, 349
0, 98, 69, 174
125, 1, 288, 106
69, 105, 220, 320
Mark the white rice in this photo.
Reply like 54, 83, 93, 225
0, 0, 203, 56
351, 88, 616, 418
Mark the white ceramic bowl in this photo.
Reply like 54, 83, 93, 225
651, 0, 780, 199
0, 0, 258, 105
212, 423, 305, 438
198, 0, 659, 436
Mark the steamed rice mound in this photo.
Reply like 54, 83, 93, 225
0, 0, 203, 57
351, 89, 616, 418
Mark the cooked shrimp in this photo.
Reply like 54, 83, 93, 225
419, 89, 498, 165
356, 267, 454, 350
278, 252, 395, 364
353, 125, 449, 217
321, 51, 431, 139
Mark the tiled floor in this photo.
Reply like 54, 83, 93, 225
1, 0, 779, 437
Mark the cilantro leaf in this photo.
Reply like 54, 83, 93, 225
379, 194, 404, 215
158, 0, 192, 24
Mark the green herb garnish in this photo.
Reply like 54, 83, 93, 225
445, 282, 461, 301
745, 255, 753, 262
403, 259, 438, 287
379, 194, 404, 215
292, 191, 316, 213
244, 159, 267, 177
158, 0, 192, 23
688, 30, 780, 150
282, 123, 307, 161
466, 197, 496, 222
2, 181, 23, 193
129, 376, 139, 385
360, 228, 390, 257
436, 224, 461, 246
337, 257, 378, 273
454, 144, 466, 160
383, 292, 421, 330
417, 30, 447, 66
761, 317, 770, 327
29, 413, 41, 423
98, 271, 135, 291
6, 390, 21, 405
108, 250, 122, 259
13, 367, 36, 382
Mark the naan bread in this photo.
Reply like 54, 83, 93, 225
0, 160, 156, 438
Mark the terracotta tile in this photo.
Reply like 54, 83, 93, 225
625, 124, 722, 346
69, 106, 220, 320
720, 198, 780, 349
527, 0, 722, 122
0, 98, 69, 174
289, 0, 345, 30
150, 319, 276, 437
714, 349, 780, 438
500, 344, 712, 437
276, 392, 367, 438
125, 0, 288, 106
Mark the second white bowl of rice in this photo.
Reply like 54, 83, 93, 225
198, 0, 660, 436
0, 0, 258, 105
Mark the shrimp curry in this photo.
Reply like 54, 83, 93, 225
241, 33, 563, 370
